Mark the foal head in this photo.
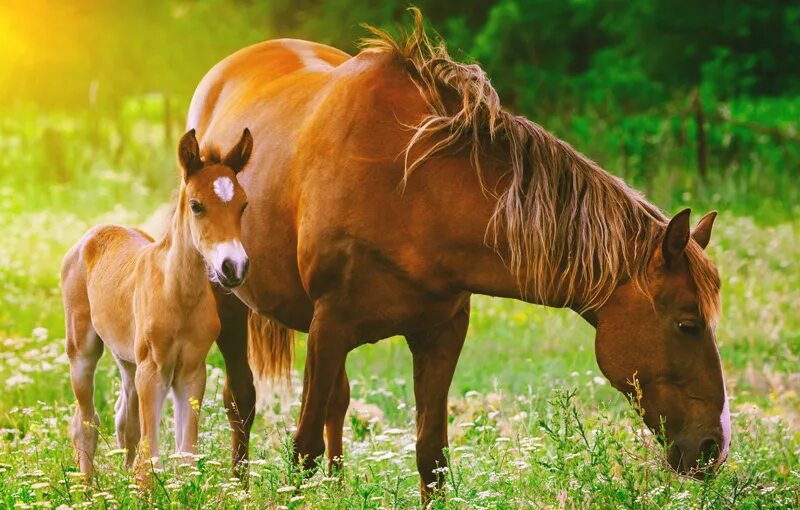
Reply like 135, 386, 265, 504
594, 209, 729, 477
177, 128, 251, 288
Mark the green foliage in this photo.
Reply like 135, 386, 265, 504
2, 0, 798, 212
5, 1, 800, 107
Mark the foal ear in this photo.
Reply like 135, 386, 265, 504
223, 128, 253, 174
692, 210, 717, 250
662, 208, 691, 268
178, 129, 203, 177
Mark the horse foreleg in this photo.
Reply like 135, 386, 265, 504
215, 295, 256, 476
405, 300, 470, 503
134, 353, 169, 485
325, 367, 350, 473
294, 307, 353, 472
172, 360, 207, 459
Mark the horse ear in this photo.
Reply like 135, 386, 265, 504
692, 210, 717, 250
662, 208, 691, 268
178, 129, 203, 178
224, 128, 253, 174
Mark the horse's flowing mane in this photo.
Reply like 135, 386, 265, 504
361, 8, 720, 323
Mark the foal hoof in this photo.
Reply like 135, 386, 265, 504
134, 457, 160, 490
135, 471, 154, 490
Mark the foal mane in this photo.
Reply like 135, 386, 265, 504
361, 8, 720, 323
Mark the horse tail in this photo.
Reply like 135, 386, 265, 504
247, 311, 294, 388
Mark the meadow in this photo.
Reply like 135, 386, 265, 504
0, 105, 798, 509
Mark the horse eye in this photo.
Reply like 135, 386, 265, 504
676, 321, 700, 335
241, 202, 249, 213
189, 200, 205, 214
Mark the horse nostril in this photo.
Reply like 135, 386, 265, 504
698, 437, 720, 465
221, 258, 236, 280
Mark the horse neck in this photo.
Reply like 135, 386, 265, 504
449, 149, 652, 315
157, 193, 209, 303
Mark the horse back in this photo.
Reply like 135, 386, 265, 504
187, 39, 351, 137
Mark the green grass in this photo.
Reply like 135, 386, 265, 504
0, 110, 798, 508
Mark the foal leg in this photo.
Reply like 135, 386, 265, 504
114, 357, 140, 468
325, 367, 350, 473
405, 301, 470, 502
172, 360, 207, 460
294, 307, 354, 472
215, 295, 256, 475
134, 349, 170, 482
66, 316, 104, 477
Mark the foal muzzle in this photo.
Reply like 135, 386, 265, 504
209, 240, 249, 288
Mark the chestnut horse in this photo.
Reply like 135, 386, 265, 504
61, 129, 252, 480
190, 10, 729, 498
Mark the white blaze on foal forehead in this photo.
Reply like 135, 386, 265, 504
213, 177, 235, 203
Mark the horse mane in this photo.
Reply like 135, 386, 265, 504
361, 8, 720, 323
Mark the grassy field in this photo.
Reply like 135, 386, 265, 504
0, 112, 798, 509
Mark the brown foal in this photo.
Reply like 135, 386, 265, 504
60, 129, 252, 480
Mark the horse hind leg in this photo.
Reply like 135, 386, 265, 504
114, 357, 140, 468
66, 314, 104, 477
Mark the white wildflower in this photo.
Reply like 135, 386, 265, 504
6, 374, 33, 388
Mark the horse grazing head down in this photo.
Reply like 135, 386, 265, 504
363, 9, 730, 479
177, 128, 252, 288
594, 209, 728, 477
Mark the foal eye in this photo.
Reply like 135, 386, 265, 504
189, 200, 205, 214
676, 321, 701, 335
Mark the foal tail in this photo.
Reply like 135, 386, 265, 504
247, 312, 294, 388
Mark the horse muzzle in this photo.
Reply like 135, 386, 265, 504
209, 240, 249, 288
217, 256, 249, 288
668, 431, 728, 479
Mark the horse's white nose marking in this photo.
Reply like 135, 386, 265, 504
213, 177, 234, 202
209, 240, 247, 274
